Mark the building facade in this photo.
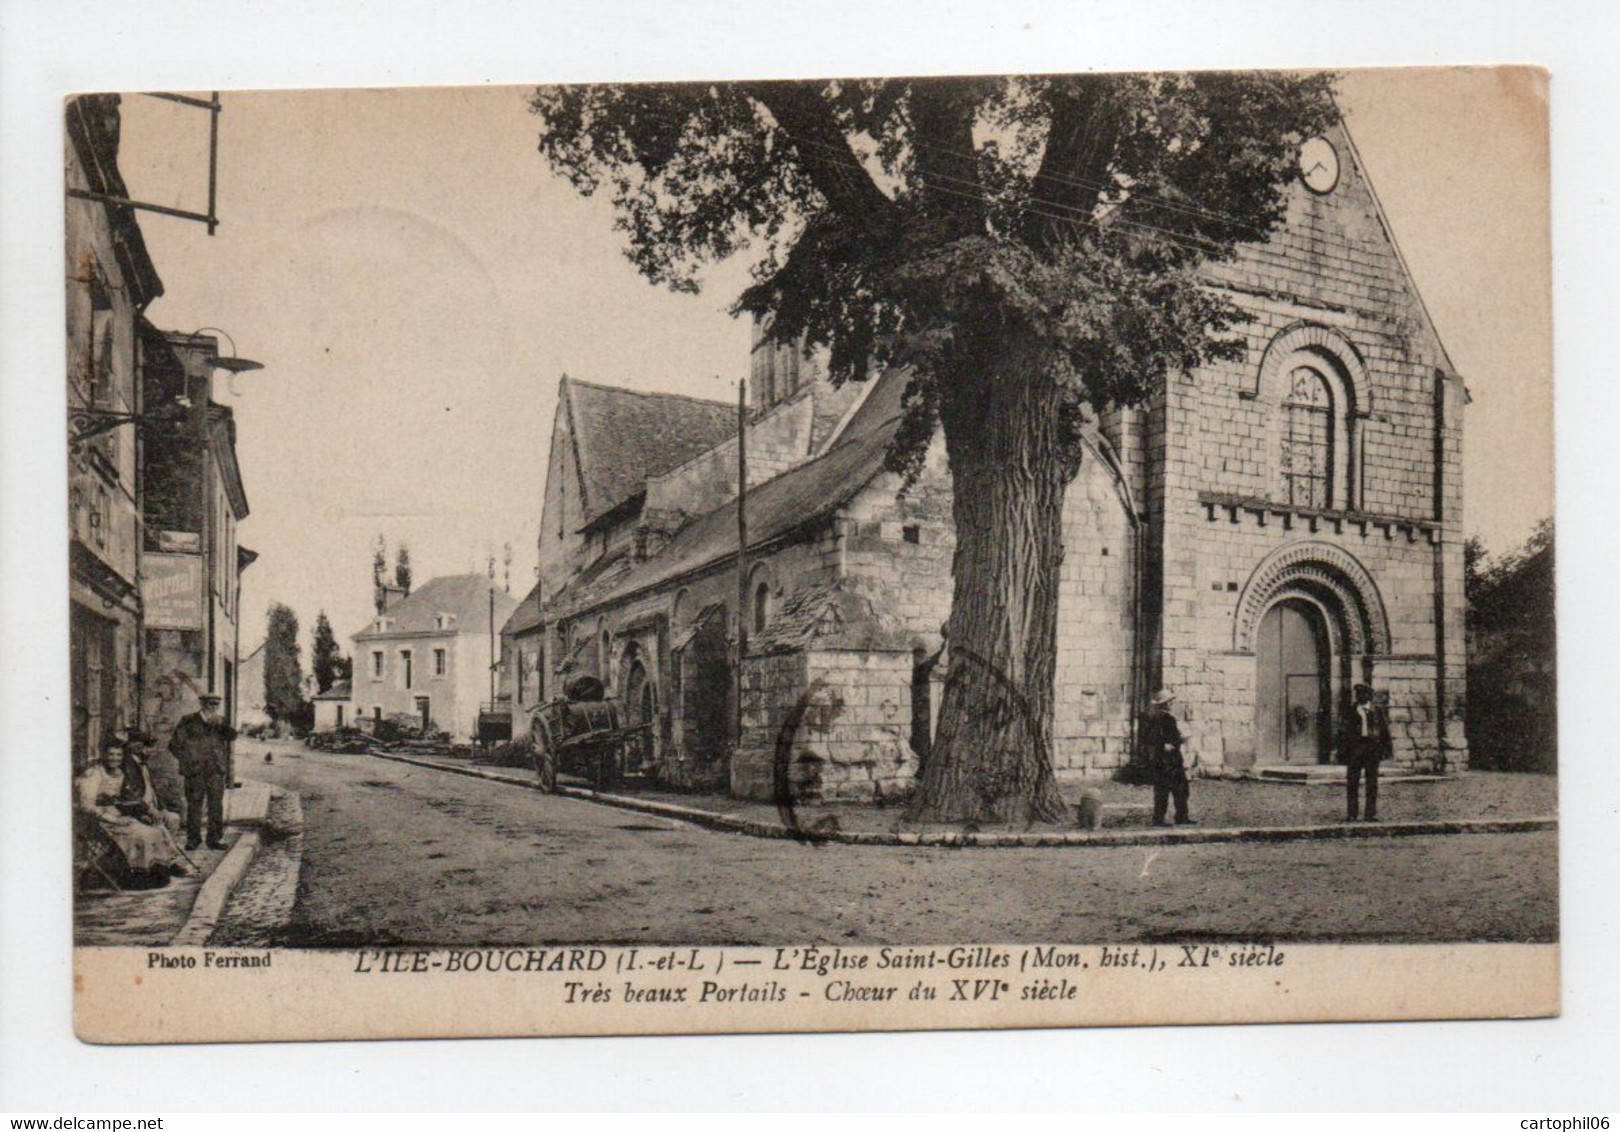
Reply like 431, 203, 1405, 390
313, 679, 354, 732
66, 94, 164, 770
67, 93, 259, 773
352, 574, 517, 741
508, 121, 1468, 802
138, 328, 255, 747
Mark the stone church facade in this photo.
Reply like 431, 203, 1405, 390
504, 121, 1467, 802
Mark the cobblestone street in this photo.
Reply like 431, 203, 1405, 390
218, 740, 1557, 947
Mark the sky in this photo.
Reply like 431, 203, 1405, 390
114, 69, 1551, 660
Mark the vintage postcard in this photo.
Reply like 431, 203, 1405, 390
66, 66, 1555, 1043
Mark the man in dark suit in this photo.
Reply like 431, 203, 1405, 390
169, 693, 237, 849
1341, 683, 1393, 822
1142, 689, 1194, 827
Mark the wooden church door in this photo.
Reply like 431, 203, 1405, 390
1254, 599, 1330, 765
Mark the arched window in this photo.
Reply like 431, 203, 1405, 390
1280, 365, 1334, 508
753, 580, 771, 635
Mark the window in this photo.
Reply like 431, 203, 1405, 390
87, 271, 114, 407
433, 647, 447, 677
516, 650, 527, 705
753, 581, 771, 635
401, 649, 414, 689
371, 650, 384, 679
373, 706, 382, 722
600, 628, 612, 680
1280, 366, 1333, 508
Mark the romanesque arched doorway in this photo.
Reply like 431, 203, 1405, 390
1234, 541, 1392, 769
1254, 597, 1332, 765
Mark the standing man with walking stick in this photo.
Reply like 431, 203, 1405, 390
169, 692, 237, 849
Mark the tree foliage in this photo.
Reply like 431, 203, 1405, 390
311, 610, 344, 695
532, 72, 1337, 480
395, 542, 412, 595
264, 603, 305, 725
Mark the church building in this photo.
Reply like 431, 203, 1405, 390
503, 121, 1468, 802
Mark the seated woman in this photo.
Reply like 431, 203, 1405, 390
75, 735, 181, 889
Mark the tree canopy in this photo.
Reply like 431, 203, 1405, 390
533, 73, 1337, 480
311, 610, 344, 695
264, 603, 305, 725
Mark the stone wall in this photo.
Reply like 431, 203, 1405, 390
734, 648, 916, 803
1145, 125, 1467, 774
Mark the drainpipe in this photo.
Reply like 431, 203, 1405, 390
1430, 368, 1450, 772
1090, 428, 1146, 775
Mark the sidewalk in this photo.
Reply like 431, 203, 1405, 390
74, 779, 273, 946
370, 750, 1557, 848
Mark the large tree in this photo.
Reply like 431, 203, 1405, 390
532, 72, 1337, 823
264, 603, 305, 726
310, 610, 343, 695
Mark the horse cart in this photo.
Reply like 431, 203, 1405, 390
528, 675, 655, 792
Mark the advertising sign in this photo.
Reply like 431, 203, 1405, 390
142, 552, 202, 630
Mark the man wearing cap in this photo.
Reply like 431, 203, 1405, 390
169, 694, 237, 849
1142, 689, 1194, 827
1341, 683, 1393, 822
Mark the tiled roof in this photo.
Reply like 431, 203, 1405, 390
352, 574, 518, 642
555, 368, 910, 619
501, 582, 546, 637
314, 679, 352, 702
566, 378, 737, 525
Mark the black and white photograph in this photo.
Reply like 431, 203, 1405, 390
54, 61, 1559, 1043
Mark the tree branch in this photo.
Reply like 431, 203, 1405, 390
1025, 75, 1126, 251
742, 80, 899, 231
909, 78, 986, 238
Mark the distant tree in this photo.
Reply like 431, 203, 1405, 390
1466, 518, 1556, 773
372, 534, 388, 613
264, 603, 306, 726
1464, 534, 1490, 610
532, 72, 1338, 823
311, 611, 344, 694
395, 543, 412, 595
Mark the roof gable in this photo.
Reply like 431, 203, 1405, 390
563, 377, 736, 525
557, 373, 909, 618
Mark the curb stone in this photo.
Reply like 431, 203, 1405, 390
209, 789, 305, 947
366, 750, 1557, 849
172, 829, 261, 945
170, 779, 275, 946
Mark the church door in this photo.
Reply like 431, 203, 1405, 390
622, 657, 657, 774
1254, 599, 1330, 765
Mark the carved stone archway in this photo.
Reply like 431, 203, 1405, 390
1251, 322, 1372, 414
1234, 540, 1391, 658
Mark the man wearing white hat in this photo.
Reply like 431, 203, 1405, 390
1142, 689, 1194, 826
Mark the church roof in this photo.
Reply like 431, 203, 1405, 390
556, 368, 909, 619
564, 377, 737, 525
352, 574, 518, 642
501, 582, 546, 638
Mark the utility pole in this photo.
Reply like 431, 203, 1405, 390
734, 378, 748, 745
488, 555, 497, 708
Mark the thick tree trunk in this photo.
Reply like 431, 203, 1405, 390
907, 339, 1073, 826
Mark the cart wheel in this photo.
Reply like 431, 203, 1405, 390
532, 721, 558, 793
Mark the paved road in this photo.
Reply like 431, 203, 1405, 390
239, 740, 1558, 947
